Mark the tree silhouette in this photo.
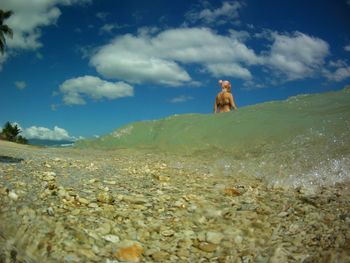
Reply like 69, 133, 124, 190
1, 122, 27, 144
0, 9, 13, 55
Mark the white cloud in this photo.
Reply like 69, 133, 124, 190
96, 12, 109, 20
59, 75, 134, 105
345, 44, 350, 52
331, 67, 350, 81
185, 1, 243, 25
265, 31, 329, 80
1, 0, 91, 50
329, 59, 347, 68
229, 29, 251, 42
22, 126, 75, 141
324, 66, 350, 82
99, 23, 128, 34
14, 81, 26, 90
90, 27, 259, 85
170, 95, 194, 103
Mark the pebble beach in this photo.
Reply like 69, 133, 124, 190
0, 140, 349, 262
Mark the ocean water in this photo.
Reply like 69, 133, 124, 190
76, 88, 350, 190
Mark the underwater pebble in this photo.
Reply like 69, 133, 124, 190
8, 191, 18, 201
0, 142, 349, 263
102, 234, 120, 243
114, 243, 144, 263
206, 231, 224, 244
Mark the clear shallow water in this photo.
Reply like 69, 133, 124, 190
77, 88, 350, 189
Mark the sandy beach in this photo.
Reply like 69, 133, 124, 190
0, 140, 349, 262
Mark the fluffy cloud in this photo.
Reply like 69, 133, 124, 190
90, 27, 259, 85
265, 31, 329, 80
205, 63, 252, 79
99, 23, 128, 34
96, 12, 109, 20
324, 60, 350, 82
185, 1, 243, 25
14, 81, 26, 90
345, 44, 350, 52
59, 75, 134, 105
22, 126, 75, 141
330, 67, 350, 81
170, 95, 194, 103
1, 0, 90, 50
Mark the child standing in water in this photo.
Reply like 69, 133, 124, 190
214, 80, 238, 113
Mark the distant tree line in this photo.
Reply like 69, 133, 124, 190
0, 122, 28, 144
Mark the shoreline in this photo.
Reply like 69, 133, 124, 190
0, 141, 349, 262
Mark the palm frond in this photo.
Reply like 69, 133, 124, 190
0, 10, 13, 23
0, 25, 13, 38
0, 41, 4, 55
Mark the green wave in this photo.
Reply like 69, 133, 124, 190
76, 87, 350, 188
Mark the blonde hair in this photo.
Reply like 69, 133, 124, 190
218, 80, 231, 92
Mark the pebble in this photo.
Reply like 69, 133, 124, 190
114, 243, 144, 263
96, 223, 111, 235
0, 142, 349, 263
122, 195, 147, 204
160, 229, 175, 237
8, 191, 18, 201
206, 231, 224, 244
197, 242, 217, 253
96, 192, 114, 204
46, 207, 54, 216
102, 234, 120, 243
77, 197, 89, 205
151, 250, 170, 261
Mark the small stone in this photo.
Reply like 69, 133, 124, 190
104, 180, 117, 185
206, 231, 224, 244
88, 179, 97, 184
153, 174, 170, 181
77, 248, 99, 261
88, 203, 99, 208
102, 234, 120, 243
77, 197, 89, 205
71, 209, 80, 215
44, 171, 56, 176
269, 246, 289, 263
161, 229, 175, 237
96, 223, 111, 235
176, 249, 190, 258
197, 242, 217, 253
278, 211, 289, 217
43, 175, 55, 181
47, 207, 54, 216
97, 192, 114, 204
114, 243, 144, 263
122, 195, 147, 204
8, 191, 18, 201
174, 200, 186, 208
234, 235, 243, 244
151, 250, 170, 261
224, 188, 241, 196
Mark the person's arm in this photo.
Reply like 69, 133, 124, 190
214, 96, 219, 113
230, 94, 238, 111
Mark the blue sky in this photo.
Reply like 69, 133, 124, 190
1, 0, 350, 141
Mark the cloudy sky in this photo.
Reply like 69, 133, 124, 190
1, 0, 350, 141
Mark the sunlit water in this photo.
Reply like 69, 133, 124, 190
77, 87, 350, 190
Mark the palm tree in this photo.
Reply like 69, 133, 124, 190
0, 9, 13, 55
1, 121, 21, 142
